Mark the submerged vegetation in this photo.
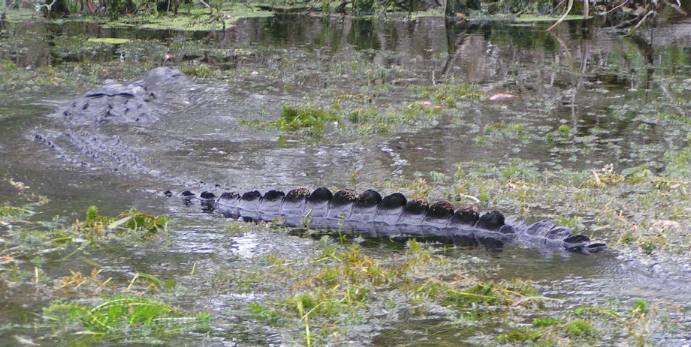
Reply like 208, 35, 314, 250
0, 189, 195, 343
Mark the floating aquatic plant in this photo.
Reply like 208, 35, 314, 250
44, 295, 210, 341
278, 105, 341, 134
76, 206, 168, 238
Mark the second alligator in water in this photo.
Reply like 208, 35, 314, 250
172, 187, 607, 254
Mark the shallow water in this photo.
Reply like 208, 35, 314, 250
0, 13, 690, 345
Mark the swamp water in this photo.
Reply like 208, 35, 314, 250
0, 13, 689, 345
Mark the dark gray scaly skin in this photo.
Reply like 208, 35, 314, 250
53, 67, 190, 126
33, 67, 194, 174
172, 187, 607, 254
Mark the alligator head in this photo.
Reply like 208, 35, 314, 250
53, 67, 191, 126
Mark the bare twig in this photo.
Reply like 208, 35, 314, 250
547, 0, 574, 31
628, 9, 655, 35
662, 0, 687, 15
605, 0, 629, 15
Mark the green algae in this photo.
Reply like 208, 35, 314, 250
516, 14, 592, 22
86, 37, 131, 44
1, 4, 272, 31
108, 4, 273, 31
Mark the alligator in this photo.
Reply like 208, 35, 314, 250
33, 68, 607, 254
169, 187, 608, 254
53, 66, 192, 126
32, 67, 199, 174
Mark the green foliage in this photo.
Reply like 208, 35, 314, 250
639, 238, 656, 255
249, 302, 284, 325
622, 165, 653, 184
181, 64, 212, 78
444, 283, 503, 306
278, 105, 340, 134
555, 215, 581, 230
0, 204, 30, 219
422, 82, 482, 108
352, 0, 375, 14
402, 101, 440, 119
564, 319, 597, 337
631, 299, 649, 315
557, 124, 572, 137
0, 59, 18, 72
79, 206, 168, 238
347, 108, 379, 124
573, 305, 620, 319
44, 295, 210, 339
497, 327, 542, 343
663, 145, 691, 178
656, 112, 691, 126
532, 317, 559, 327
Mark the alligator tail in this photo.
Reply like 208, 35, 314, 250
170, 187, 607, 254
